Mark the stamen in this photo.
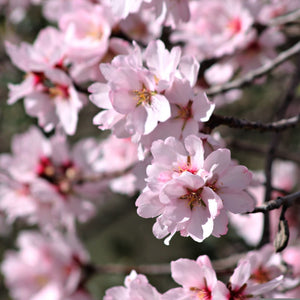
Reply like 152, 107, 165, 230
133, 86, 156, 106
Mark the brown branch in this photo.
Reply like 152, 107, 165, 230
76, 163, 136, 184
259, 60, 300, 247
206, 113, 300, 131
85, 253, 245, 277
250, 190, 300, 213
95, 263, 170, 275
206, 41, 300, 96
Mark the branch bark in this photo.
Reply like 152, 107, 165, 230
206, 114, 300, 131
251, 190, 300, 214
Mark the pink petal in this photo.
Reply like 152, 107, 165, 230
219, 190, 255, 213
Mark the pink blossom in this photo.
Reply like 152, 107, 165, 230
281, 246, 300, 298
1, 231, 89, 300
136, 135, 254, 244
59, 5, 113, 62
119, 9, 163, 44
6, 27, 66, 77
104, 270, 161, 300
70, 37, 132, 83
6, 27, 86, 135
42, 0, 97, 22
140, 79, 215, 148
0, 126, 106, 229
171, 0, 254, 60
24, 69, 87, 135
90, 39, 214, 143
240, 245, 283, 290
90, 40, 187, 140
227, 257, 283, 299
162, 255, 227, 300
109, 0, 190, 27
109, 0, 147, 19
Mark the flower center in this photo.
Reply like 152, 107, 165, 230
250, 267, 270, 284
133, 86, 155, 106
180, 187, 205, 210
87, 26, 103, 40
175, 100, 193, 131
190, 286, 211, 300
176, 156, 198, 175
36, 157, 79, 196
227, 17, 242, 34
228, 282, 248, 300
49, 85, 69, 99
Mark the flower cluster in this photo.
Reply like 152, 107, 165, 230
105, 246, 287, 299
136, 134, 255, 244
0, 126, 142, 231
2, 231, 92, 300
89, 39, 213, 146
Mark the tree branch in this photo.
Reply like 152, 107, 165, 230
268, 8, 300, 26
206, 114, 300, 131
250, 190, 300, 213
206, 41, 300, 96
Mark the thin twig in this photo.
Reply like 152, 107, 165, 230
87, 253, 246, 276
206, 114, 300, 131
268, 8, 300, 26
206, 41, 300, 96
251, 190, 300, 214
76, 164, 136, 184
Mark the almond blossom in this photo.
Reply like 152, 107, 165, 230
171, 0, 254, 60
90, 39, 215, 145
205, 27, 287, 85
6, 27, 87, 135
104, 270, 162, 300
59, 5, 113, 63
140, 78, 215, 149
41, 0, 98, 22
238, 244, 284, 297
0, 126, 107, 229
162, 255, 227, 300
227, 257, 283, 299
1, 231, 89, 300
280, 245, 300, 298
109, 0, 190, 27
89, 40, 180, 141
136, 135, 254, 244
